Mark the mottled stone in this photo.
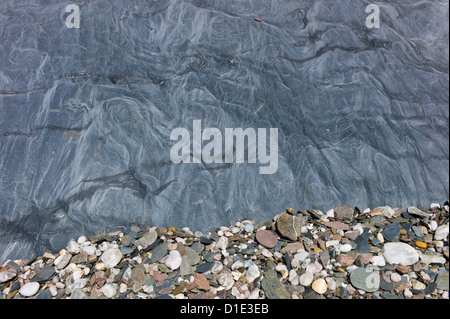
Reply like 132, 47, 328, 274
0, 269, 16, 283
276, 213, 303, 241
334, 205, 354, 222
311, 278, 327, 294
165, 250, 182, 270
261, 270, 291, 299
350, 267, 380, 292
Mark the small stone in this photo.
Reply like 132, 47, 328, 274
337, 255, 355, 267
413, 281, 426, 290
54, 253, 72, 270
101, 283, 117, 298
311, 278, 327, 294
434, 224, 449, 241
165, 250, 182, 270
415, 241, 427, 249
376, 232, 384, 244
299, 272, 314, 286
344, 230, 360, 241
407, 206, 431, 219
101, 248, 122, 268
19, 282, 40, 297
339, 244, 352, 253
0, 269, 17, 283
383, 242, 419, 266
390, 273, 402, 283
260, 270, 291, 299
194, 273, 210, 291
435, 271, 449, 290
137, 229, 158, 246
382, 222, 401, 242
255, 230, 278, 249
371, 255, 386, 267
334, 205, 354, 222
246, 264, 260, 283
321, 221, 350, 231
429, 220, 438, 232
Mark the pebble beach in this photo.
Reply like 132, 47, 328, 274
1, 202, 449, 300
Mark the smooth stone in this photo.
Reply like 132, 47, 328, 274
382, 222, 401, 242
379, 278, 395, 291
0, 269, 16, 283
165, 250, 182, 270
435, 271, 449, 290
407, 206, 431, 219
246, 264, 260, 283
101, 283, 117, 298
70, 288, 87, 299
339, 244, 352, 253
412, 226, 425, 238
101, 248, 123, 268
419, 252, 446, 265
350, 267, 380, 292
423, 282, 437, 295
311, 278, 327, 294
196, 262, 215, 273
383, 243, 419, 266
180, 257, 195, 276
19, 282, 40, 297
299, 272, 314, 286
183, 246, 200, 266
260, 270, 291, 299
55, 253, 72, 270
137, 229, 158, 246
194, 273, 210, 291
32, 266, 55, 283
371, 255, 386, 267
200, 236, 212, 245
120, 247, 135, 255
149, 242, 168, 263
434, 224, 449, 241
255, 230, 278, 249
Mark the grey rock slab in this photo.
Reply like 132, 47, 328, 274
149, 242, 168, 263
407, 206, 431, 219
261, 270, 291, 299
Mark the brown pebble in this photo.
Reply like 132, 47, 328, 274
255, 230, 278, 249
194, 273, 211, 291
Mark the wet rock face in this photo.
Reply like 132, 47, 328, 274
0, 0, 448, 263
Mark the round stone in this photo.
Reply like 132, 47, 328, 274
255, 230, 278, 248
101, 283, 117, 298
311, 278, 328, 294
339, 244, 352, 253
165, 250, 182, 270
299, 272, 314, 286
383, 243, 419, 266
349, 267, 380, 292
19, 282, 40, 297
101, 248, 123, 268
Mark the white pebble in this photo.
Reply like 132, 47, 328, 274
339, 244, 352, 253
19, 282, 40, 297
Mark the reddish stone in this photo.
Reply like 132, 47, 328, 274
321, 220, 350, 231
188, 291, 215, 299
153, 272, 168, 283
337, 255, 355, 267
194, 273, 210, 291
255, 230, 278, 248
356, 253, 373, 264
344, 230, 360, 241
396, 265, 411, 274
334, 205, 354, 222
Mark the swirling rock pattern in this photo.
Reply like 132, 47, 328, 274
0, 0, 448, 263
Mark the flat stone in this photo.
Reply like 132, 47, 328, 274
32, 266, 55, 283
196, 262, 215, 273
55, 253, 72, 270
407, 206, 431, 219
344, 230, 360, 240
260, 270, 291, 299
321, 220, 350, 231
350, 267, 380, 292
383, 243, 419, 266
194, 273, 210, 291
246, 264, 261, 283
255, 230, 278, 249
101, 248, 122, 268
334, 205, 354, 222
180, 257, 195, 276
419, 252, 446, 265
337, 255, 355, 267
280, 242, 304, 253
70, 288, 87, 299
71, 251, 88, 264
19, 282, 40, 297
434, 224, 449, 241
0, 269, 16, 283
435, 271, 449, 290
149, 242, 168, 263
382, 222, 401, 242
183, 246, 200, 266
137, 229, 158, 247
